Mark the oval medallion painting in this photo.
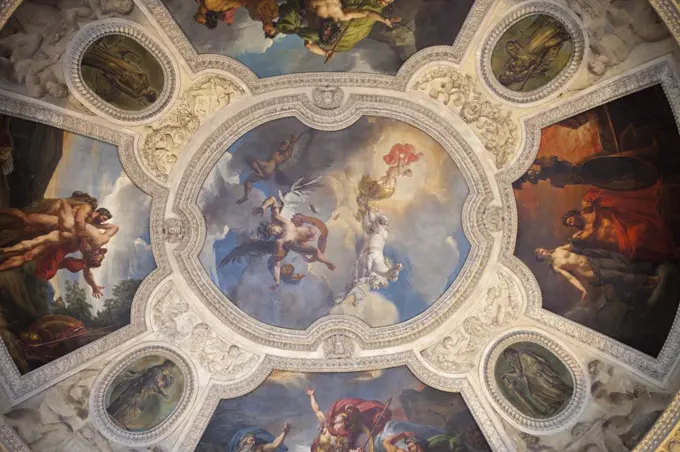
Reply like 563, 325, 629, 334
494, 342, 574, 419
105, 356, 184, 432
199, 117, 470, 329
81, 35, 163, 111
491, 14, 573, 93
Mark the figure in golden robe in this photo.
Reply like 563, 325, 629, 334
498, 15, 571, 90
356, 143, 423, 220
81, 38, 158, 106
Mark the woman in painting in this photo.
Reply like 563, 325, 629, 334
498, 16, 571, 90
499, 348, 573, 418
106, 359, 177, 430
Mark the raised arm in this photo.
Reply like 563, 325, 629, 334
305, 387, 327, 423
83, 266, 105, 299
261, 421, 292, 452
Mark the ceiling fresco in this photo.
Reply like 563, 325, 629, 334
162, 0, 476, 77
199, 116, 468, 328
0, 114, 154, 374
3, 0, 680, 451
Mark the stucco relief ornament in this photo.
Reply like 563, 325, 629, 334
410, 66, 518, 168
162, 217, 184, 243
140, 74, 244, 181
481, 330, 588, 433
422, 273, 520, 373
483, 204, 504, 233
312, 87, 344, 110
323, 334, 355, 359
152, 285, 259, 380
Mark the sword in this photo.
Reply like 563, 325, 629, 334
360, 397, 393, 451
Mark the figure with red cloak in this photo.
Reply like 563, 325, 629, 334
562, 181, 677, 263
305, 387, 392, 452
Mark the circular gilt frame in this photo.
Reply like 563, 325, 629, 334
477, 1, 587, 105
480, 329, 589, 434
63, 19, 179, 125
89, 344, 197, 446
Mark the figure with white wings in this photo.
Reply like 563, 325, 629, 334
236, 131, 308, 205
220, 179, 336, 291
354, 197, 402, 290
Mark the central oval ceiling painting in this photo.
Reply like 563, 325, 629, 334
163, 0, 475, 77
199, 117, 469, 329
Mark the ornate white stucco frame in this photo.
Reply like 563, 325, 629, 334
0, 90, 171, 404
476, 0, 587, 106
89, 343, 198, 446
63, 18, 180, 125
171, 92, 495, 351
480, 328, 589, 434
497, 56, 680, 382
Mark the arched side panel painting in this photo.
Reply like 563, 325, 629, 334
196, 367, 491, 452
159, 0, 477, 77
197, 116, 470, 329
0, 114, 155, 374
512, 83, 680, 358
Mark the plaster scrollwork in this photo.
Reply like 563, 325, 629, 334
163, 217, 185, 243
481, 329, 589, 434
89, 344, 197, 446
483, 204, 504, 233
0, 93, 170, 402
140, 74, 245, 182
497, 56, 680, 381
63, 19, 179, 124
477, 1, 587, 105
409, 65, 519, 168
421, 271, 520, 373
322, 334, 355, 359
151, 284, 260, 380
311, 87, 345, 110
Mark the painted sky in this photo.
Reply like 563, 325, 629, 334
198, 367, 485, 452
198, 117, 469, 329
49, 133, 154, 311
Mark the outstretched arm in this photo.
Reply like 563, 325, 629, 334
304, 41, 330, 57
83, 267, 105, 299
339, 9, 399, 26
305, 387, 327, 423
261, 421, 292, 452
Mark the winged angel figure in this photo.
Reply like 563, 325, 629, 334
219, 178, 336, 291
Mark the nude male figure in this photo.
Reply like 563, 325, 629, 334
304, 0, 399, 27
237, 134, 299, 205
535, 244, 657, 303
253, 196, 335, 290
0, 200, 119, 261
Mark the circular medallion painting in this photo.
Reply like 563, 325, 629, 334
105, 356, 184, 432
490, 14, 574, 93
493, 341, 574, 419
198, 116, 470, 330
81, 34, 164, 111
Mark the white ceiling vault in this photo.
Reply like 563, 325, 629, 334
0, 0, 680, 451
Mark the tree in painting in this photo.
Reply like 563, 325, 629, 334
514, 85, 680, 357
0, 115, 155, 373
196, 367, 491, 452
